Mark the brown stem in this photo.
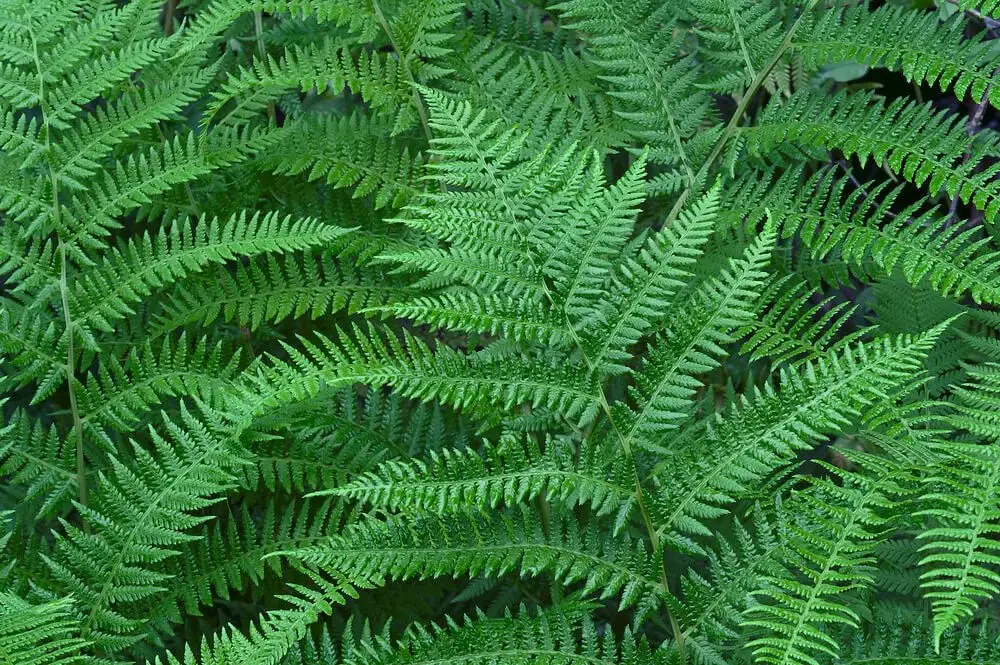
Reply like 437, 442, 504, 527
163, 0, 178, 36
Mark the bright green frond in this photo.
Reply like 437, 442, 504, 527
0, 593, 92, 665
69, 210, 350, 337
743, 454, 910, 665
327, 434, 634, 521
744, 91, 1000, 221
616, 224, 775, 447
795, 4, 1000, 108
46, 404, 251, 650
656, 324, 947, 545
284, 506, 667, 612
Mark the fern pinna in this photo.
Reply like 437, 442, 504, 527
2, 0, 1000, 664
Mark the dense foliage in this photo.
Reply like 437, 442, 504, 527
3, 0, 1000, 663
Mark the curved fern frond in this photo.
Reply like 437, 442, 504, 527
241, 325, 600, 427
285, 506, 667, 613
149, 252, 411, 337
75, 334, 242, 448
208, 41, 416, 132
147, 499, 348, 632
157, 569, 359, 665
326, 434, 634, 521
795, 3, 1000, 108
738, 273, 867, 367
744, 91, 1000, 221
0, 592, 91, 665
69, 210, 351, 337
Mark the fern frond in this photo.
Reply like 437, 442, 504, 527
157, 568, 359, 665
149, 252, 410, 337
326, 434, 634, 521
45, 404, 251, 650
208, 41, 416, 132
738, 273, 866, 367
285, 506, 667, 612
374, 292, 575, 348
583, 181, 720, 375
52, 66, 216, 188
724, 168, 1000, 304
0, 408, 76, 519
57, 127, 279, 252
349, 601, 665, 665
147, 499, 347, 631
551, 0, 710, 186
838, 614, 1000, 664
242, 325, 600, 427
75, 334, 241, 448
744, 91, 1000, 221
672, 509, 787, 653
615, 224, 774, 447
795, 3, 1000, 108
69, 210, 350, 337
916, 374, 1000, 646
655, 324, 947, 545
241, 386, 414, 492
743, 454, 909, 665
689, 0, 784, 94
0, 592, 92, 665
0, 305, 66, 402
262, 113, 423, 209
554, 152, 649, 322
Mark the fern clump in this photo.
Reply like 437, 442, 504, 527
2, 1, 1000, 664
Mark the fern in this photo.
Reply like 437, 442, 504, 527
0, 593, 92, 665
5, 1, 1000, 664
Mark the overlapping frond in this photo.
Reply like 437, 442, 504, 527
45, 405, 251, 650
551, 0, 712, 190
795, 3, 1000, 108
655, 324, 947, 547
0, 593, 92, 665
344, 602, 666, 665
241, 324, 599, 427
327, 434, 634, 521
69, 210, 350, 338
743, 454, 910, 665
285, 506, 667, 613
614, 224, 775, 448
744, 91, 1000, 221
724, 168, 1000, 304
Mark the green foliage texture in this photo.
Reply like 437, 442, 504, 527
2, 1, 1000, 664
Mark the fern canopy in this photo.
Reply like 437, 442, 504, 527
3, 1, 1000, 665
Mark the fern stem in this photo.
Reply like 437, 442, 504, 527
253, 10, 277, 125
59, 238, 87, 508
369, 0, 433, 146
163, 0, 178, 35
27, 19, 88, 509
562, 325, 685, 662
663, 0, 821, 229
